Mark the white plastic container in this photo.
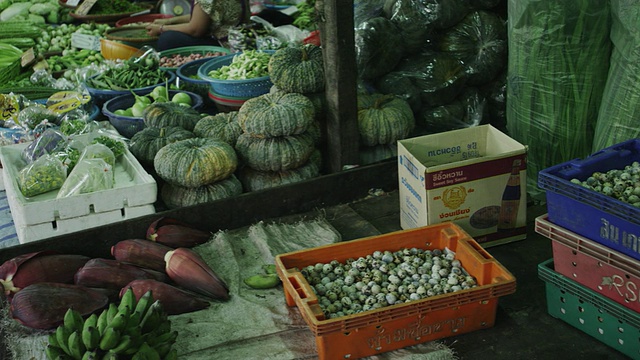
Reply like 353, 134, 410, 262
0, 134, 157, 244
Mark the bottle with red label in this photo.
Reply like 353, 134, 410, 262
497, 159, 522, 231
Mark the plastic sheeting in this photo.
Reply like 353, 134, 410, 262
592, 0, 640, 152
506, 0, 611, 202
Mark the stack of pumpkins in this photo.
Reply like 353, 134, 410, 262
234, 44, 326, 191
356, 92, 416, 165
129, 102, 242, 209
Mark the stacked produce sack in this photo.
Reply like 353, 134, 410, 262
234, 43, 325, 191
354, 0, 508, 138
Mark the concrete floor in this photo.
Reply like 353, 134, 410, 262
324, 191, 633, 360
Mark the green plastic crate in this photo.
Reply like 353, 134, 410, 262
538, 259, 640, 359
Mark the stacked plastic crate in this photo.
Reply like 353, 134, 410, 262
534, 139, 640, 359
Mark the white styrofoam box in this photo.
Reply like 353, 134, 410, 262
0, 133, 157, 227
13, 204, 155, 244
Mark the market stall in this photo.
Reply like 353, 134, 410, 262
0, 0, 639, 359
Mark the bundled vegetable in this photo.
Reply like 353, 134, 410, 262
0, 43, 22, 84
506, 0, 611, 201
592, 0, 640, 151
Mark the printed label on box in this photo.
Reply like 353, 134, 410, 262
398, 125, 528, 245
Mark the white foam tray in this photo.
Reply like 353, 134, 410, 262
0, 133, 157, 227
14, 204, 155, 244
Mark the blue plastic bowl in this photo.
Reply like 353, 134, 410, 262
197, 51, 275, 98
84, 70, 177, 108
101, 90, 203, 138
177, 57, 216, 101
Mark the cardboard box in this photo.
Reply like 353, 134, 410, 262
398, 125, 527, 246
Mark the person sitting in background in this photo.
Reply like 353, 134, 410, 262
146, 0, 248, 51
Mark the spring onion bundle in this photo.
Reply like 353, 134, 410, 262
592, 0, 640, 152
506, 0, 612, 202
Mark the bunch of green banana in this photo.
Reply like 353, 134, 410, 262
45, 289, 179, 360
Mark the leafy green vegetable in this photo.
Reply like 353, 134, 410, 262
506, 0, 611, 201
592, 0, 640, 151
91, 136, 125, 158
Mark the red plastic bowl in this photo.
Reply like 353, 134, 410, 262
115, 14, 174, 27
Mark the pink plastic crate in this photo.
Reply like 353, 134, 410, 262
535, 214, 640, 313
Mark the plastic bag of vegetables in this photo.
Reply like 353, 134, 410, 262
15, 104, 61, 130
354, 16, 405, 80
592, 0, 640, 152
78, 143, 116, 169
383, 0, 472, 32
376, 50, 468, 108
439, 10, 507, 86
21, 128, 69, 163
56, 157, 114, 198
18, 153, 67, 197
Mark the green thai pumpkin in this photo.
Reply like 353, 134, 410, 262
193, 112, 243, 147
129, 126, 195, 167
235, 132, 315, 172
268, 43, 325, 94
238, 92, 315, 138
154, 137, 238, 188
270, 86, 325, 122
359, 144, 398, 166
143, 102, 202, 131
357, 93, 415, 147
238, 150, 321, 191
161, 175, 243, 209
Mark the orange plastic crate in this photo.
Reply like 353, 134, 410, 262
275, 222, 516, 360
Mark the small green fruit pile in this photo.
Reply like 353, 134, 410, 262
114, 86, 193, 118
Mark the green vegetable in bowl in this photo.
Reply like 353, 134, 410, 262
207, 50, 271, 80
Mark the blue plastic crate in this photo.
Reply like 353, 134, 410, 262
538, 259, 640, 359
538, 139, 640, 261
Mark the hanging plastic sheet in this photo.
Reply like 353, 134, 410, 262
506, 0, 612, 202
592, 0, 640, 152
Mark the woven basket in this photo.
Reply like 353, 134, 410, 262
197, 51, 274, 98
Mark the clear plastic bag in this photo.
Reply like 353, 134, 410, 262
18, 154, 67, 197
16, 104, 61, 130
56, 158, 114, 198
21, 128, 69, 163
78, 143, 116, 169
